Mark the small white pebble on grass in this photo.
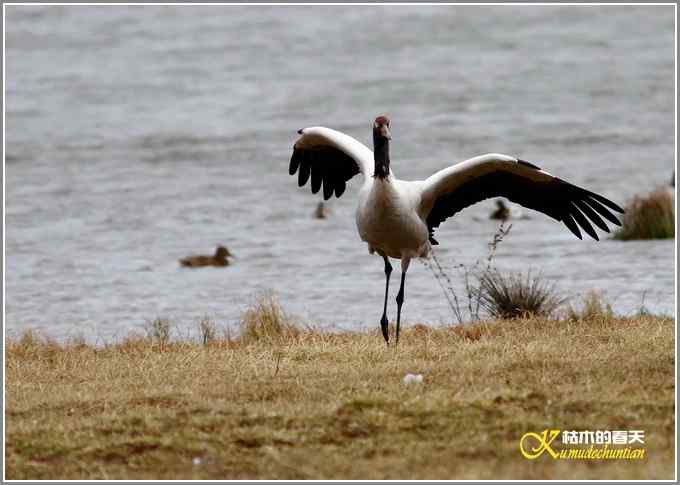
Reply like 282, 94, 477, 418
192, 457, 202, 466
403, 373, 424, 385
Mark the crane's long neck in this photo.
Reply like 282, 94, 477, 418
373, 135, 390, 179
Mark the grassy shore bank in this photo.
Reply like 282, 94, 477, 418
5, 314, 675, 479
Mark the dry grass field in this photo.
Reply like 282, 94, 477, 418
5, 304, 675, 480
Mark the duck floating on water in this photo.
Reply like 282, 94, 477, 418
180, 246, 232, 267
490, 199, 510, 220
314, 201, 328, 219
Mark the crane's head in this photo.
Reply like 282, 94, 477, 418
373, 115, 391, 141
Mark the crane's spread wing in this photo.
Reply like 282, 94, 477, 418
289, 126, 374, 199
420, 153, 624, 243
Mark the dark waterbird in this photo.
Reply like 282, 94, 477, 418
180, 246, 233, 268
490, 199, 511, 221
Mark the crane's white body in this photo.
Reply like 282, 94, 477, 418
356, 177, 429, 262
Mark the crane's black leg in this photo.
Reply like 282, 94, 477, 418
380, 255, 392, 344
395, 271, 406, 344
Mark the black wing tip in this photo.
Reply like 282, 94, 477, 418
585, 190, 625, 214
323, 184, 334, 201
600, 197, 625, 214
574, 199, 614, 234
334, 183, 346, 198
517, 159, 542, 170
561, 213, 583, 240
289, 152, 299, 175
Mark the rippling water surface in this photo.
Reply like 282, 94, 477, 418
5, 5, 675, 341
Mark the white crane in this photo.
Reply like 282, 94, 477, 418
289, 116, 624, 344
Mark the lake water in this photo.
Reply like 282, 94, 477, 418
5, 5, 676, 342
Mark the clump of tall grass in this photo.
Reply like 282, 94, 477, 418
424, 221, 514, 323
143, 318, 171, 346
565, 289, 614, 321
614, 186, 674, 240
197, 316, 217, 345
477, 269, 564, 319
239, 291, 299, 343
